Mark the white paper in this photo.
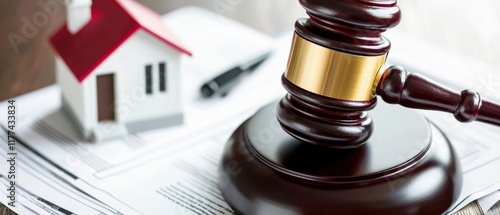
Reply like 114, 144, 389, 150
97, 119, 243, 215
0, 198, 37, 215
0, 131, 120, 215
478, 191, 500, 213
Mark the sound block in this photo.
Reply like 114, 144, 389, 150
218, 101, 462, 215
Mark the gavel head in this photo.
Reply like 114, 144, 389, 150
277, 0, 402, 148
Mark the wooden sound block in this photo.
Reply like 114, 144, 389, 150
219, 101, 462, 215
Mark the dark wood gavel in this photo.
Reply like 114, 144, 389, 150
218, 1, 500, 214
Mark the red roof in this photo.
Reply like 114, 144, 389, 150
50, 0, 192, 82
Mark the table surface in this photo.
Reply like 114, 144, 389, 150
0, 1, 498, 215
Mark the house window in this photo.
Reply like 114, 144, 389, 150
145, 64, 152, 94
159, 62, 167, 92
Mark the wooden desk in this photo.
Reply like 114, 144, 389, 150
0, 1, 497, 214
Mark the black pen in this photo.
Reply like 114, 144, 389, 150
200, 53, 271, 97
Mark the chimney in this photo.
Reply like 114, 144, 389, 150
65, 0, 92, 34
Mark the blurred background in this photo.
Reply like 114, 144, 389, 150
141, 0, 500, 69
1, 0, 500, 99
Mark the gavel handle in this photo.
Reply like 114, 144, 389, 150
377, 66, 500, 126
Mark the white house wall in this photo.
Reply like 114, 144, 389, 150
89, 29, 182, 128
56, 56, 93, 135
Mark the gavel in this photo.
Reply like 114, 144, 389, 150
218, 0, 500, 214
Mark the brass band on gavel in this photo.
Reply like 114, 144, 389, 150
285, 33, 387, 101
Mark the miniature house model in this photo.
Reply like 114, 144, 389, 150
50, 0, 191, 141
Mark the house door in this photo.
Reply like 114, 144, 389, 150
96, 74, 116, 122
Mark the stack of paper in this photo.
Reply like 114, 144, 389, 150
1, 6, 499, 215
